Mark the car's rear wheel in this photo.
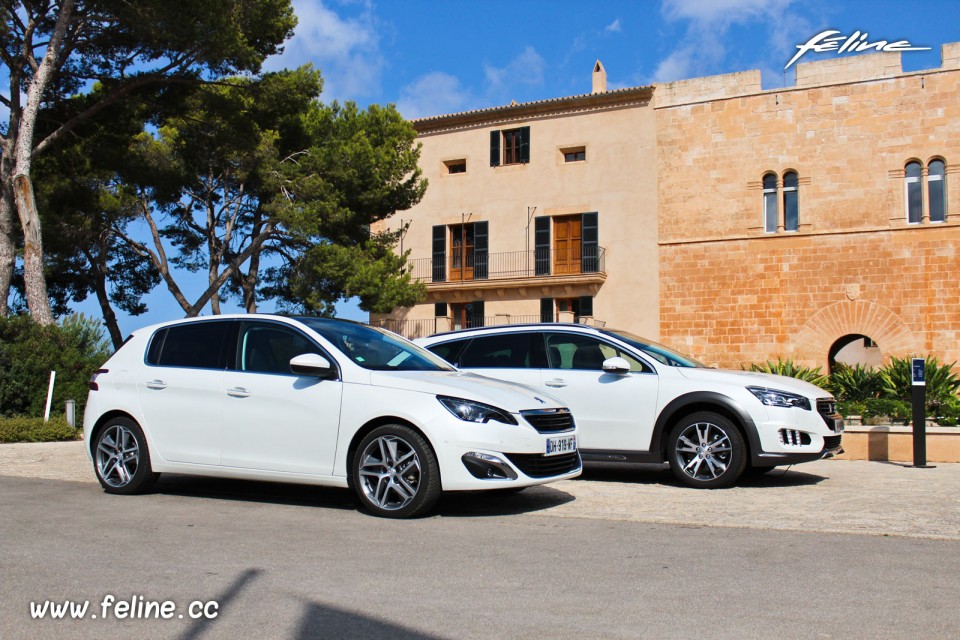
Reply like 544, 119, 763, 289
668, 412, 746, 489
93, 417, 158, 494
352, 425, 441, 518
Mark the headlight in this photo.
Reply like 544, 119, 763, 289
437, 396, 518, 425
747, 386, 812, 410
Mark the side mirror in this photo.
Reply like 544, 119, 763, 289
289, 353, 337, 379
602, 357, 631, 374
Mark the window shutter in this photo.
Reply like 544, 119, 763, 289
578, 296, 594, 318
534, 216, 551, 276
581, 212, 599, 273
432, 225, 446, 282
490, 130, 501, 167
540, 298, 554, 323
518, 126, 530, 164
473, 221, 488, 279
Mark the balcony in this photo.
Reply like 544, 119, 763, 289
407, 247, 607, 292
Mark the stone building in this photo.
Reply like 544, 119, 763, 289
375, 45, 960, 371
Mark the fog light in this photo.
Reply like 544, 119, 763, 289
462, 452, 518, 480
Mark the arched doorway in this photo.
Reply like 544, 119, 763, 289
829, 334, 881, 372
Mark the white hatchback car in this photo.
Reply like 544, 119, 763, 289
417, 324, 843, 489
84, 316, 580, 517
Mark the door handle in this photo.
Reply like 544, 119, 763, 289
144, 380, 167, 390
545, 379, 568, 388
226, 387, 250, 398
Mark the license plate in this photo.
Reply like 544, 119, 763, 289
545, 435, 577, 457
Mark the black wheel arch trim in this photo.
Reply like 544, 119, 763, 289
652, 392, 763, 464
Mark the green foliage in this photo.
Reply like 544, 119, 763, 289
837, 398, 911, 425
745, 358, 828, 387
0, 416, 80, 444
827, 363, 884, 402
879, 356, 960, 412
0, 315, 110, 419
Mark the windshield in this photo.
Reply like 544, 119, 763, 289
298, 318, 455, 372
600, 329, 706, 368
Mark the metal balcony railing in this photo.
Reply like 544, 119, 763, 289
408, 247, 605, 284
371, 315, 607, 341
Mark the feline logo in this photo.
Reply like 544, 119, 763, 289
786, 30, 930, 70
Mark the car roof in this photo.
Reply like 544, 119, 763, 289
421, 323, 606, 342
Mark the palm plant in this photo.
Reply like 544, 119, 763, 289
745, 357, 828, 388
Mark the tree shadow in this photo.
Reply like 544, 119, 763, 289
294, 601, 449, 640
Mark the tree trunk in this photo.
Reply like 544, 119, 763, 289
13, 176, 53, 325
0, 180, 14, 316
84, 246, 124, 349
11, 0, 76, 325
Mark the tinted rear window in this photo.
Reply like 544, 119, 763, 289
458, 333, 537, 369
147, 321, 232, 369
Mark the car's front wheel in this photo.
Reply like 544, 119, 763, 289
668, 412, 746, 489
352, 425, 441, 518
93, 417, 158, 494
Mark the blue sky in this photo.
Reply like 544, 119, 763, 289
70, 0, 960, 335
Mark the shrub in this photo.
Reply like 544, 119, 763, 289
0, 416, 80, 443
745, 357, 828, 388
827, 363, 883, 402
0, 314, 111, 419
879, 356, 960, 416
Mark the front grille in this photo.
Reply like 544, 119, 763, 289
521, 408, 575, 433
823, 435, 843, 451
505, 452, 581, 478
817, 398, 843, 431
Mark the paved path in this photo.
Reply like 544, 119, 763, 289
3, 441, 959, 540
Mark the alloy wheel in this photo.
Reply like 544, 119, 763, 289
357, 435, 422, 512
96, 423, 141, 488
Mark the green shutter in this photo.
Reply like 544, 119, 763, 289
474, 221, 488, 279
490, 130, 501, 167
518, 126, 530, 163
581, 212, 598, 273
432, 225, 446, 282
535, 216, 551, 276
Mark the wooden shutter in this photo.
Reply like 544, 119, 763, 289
581, 212, 599, 273
518, 126, 530, 164
432, 225, 446, 282
490, 130, 501, 167
473, 221, 488, 279
534, 216, 551, 276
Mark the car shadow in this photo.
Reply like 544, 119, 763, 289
151, 474, 575, 518
577, 462, 828, 488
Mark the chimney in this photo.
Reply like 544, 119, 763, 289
592, 60, 607, 94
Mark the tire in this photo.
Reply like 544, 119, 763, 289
667, 412, 747, 489
351, 424, 441, 518
93, 417, 159, 495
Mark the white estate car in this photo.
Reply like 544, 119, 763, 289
417, 324, 843, 489
83, 316, 580, 518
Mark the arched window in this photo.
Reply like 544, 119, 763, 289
928, 159, 946, 223
905, 161, 923, 224
763, 173, 778, 233
782, 171, 799, 231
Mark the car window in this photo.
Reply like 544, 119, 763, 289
426, 339, 469, 365
545, 333, 649, 372
458, 333, 536, 369
239, 323, 324, 375
147, 321, 232, 369
299, 318, 454, 372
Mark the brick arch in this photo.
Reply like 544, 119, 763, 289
790, 300, 917, 368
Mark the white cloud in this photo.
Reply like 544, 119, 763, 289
605, 18, 622, 33
651, 0, 809, 84
395, 72, 474, 120
484, 46, 547, 96
264, 0, 383, 101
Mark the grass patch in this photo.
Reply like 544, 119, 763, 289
0, 416, 81, 443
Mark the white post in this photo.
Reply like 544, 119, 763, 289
44, 370, 56, 422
